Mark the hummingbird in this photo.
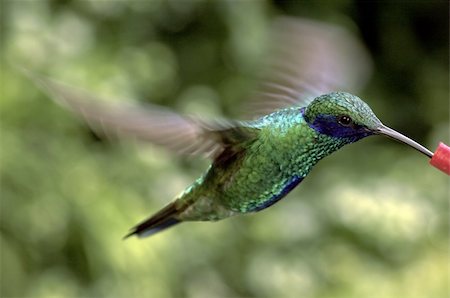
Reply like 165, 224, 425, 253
26, 17, 433, 238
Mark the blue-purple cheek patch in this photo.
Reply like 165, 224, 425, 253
309, 114, 372, 141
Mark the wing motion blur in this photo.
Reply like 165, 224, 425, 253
30, 74, 240, 158
23, 16, 372, 156
247, 17, 372, 117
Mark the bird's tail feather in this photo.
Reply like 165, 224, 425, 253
125, 201, 182, 238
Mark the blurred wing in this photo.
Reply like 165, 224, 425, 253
29, 73, 240, 157
248, 17, 372, 117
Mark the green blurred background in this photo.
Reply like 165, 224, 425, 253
1, 1, 449, 297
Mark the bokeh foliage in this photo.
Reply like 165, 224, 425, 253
1, 1, 448, 297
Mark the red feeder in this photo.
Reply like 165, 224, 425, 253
430, 142, 450, 175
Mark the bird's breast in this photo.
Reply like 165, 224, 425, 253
217, 128, 314, 213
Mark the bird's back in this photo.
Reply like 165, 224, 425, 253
179, 107, 326, 218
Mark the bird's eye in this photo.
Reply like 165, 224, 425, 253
338, 115, 353, 127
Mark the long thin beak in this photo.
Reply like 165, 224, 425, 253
375, 125, 433, 158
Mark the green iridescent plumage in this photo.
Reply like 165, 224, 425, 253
142, 92, 382, 226
25, 17, 433, 239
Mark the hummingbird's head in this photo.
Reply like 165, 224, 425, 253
304, 92, 433, 157
303, 92, 381, 142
